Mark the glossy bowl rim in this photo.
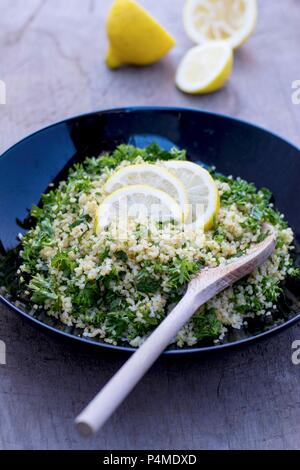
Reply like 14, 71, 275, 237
1, 105, 300, 355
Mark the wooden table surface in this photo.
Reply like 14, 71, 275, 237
1, 0, 300, 450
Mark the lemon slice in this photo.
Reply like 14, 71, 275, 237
96, 184, 183, 232
175, 41, 233, 94
183, 0, 257, 49
163, 161, 220, 230
104, 164, 189, 222
105, 0, 176, 69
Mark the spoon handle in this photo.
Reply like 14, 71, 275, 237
75, 233, 275, 436
75, 291, 200, 436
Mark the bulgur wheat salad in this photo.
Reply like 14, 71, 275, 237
1, 144, 298, 348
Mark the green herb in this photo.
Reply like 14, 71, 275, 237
136, 267, 160, 294
99, 248, 110, 262
168, 257, 201, 289
30, 205, 44, 219
104, 290, 127, 311
100, 266, 120, 289
212, 227, 226, 243
115, 251, 128, 262
217, 174, 287, 230
84, 143, 186, 175
70, 214, 92, 229
290, 267, 300, 277
29, 274, 58, 304
51, 251, 75, 277
221, 178, 257, 206
261, 276, 282, 302
105, 310, 135, 339
71, 281, 99, 312
83, 311, 106, 327
193, 309, 222, 341
235, 297, 262, 315
21, 219, 53, 273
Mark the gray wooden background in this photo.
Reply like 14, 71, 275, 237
0, 0, 300, 450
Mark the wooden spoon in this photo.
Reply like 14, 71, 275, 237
75, 232, 275, 436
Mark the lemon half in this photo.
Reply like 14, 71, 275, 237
106, 0, 176, 69
175, 41, 233, 94
183, 0, 257, 50
163, 160, 220, 230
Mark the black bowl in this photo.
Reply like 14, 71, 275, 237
1, 106, 300, 354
